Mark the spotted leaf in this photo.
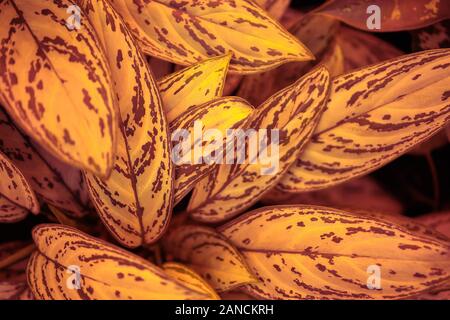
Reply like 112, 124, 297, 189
0, 151, 38, 222
27, 224, 208, 300
188, 67, 330, 223
0, 0, 117, 176
163, 225, 256, 292
80, 0, 173, 248
219, 205, 450, 299
108, 0, 313, 74
171, 96, 253, 204
162, 262, 220, 300
158, 54, 231, 123
315, 0, 450, 32
0, 107, 90, 218
417, 211, 450, 239
279, 49, 450, 192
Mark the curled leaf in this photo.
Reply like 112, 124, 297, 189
80, 0, 173, 248
163, 225, 256, 292
158, 54, 231, 123
0, 0, 117, 176
188, 67, 330, 223
171, 96, 253, 204
27, 224, 208, 300
163, 262, 220, 300
0, 107, 90, 218
279, 49, 450, 192
315, 0, 450, 32
219, 205, 450, 299
109, 0, 313, 74
0, 151, 38, 221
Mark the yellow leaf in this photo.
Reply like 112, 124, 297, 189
171, 96, 253, 204
109, 0, 313, 74
162, 262, 220, 300
279, 49, 450, 192
188, 67, 330, 223
0, 0, 117, 177
0, 107, 90, 218
0, 151, 38, 222
219, 205, 450, 299
163, 225, 256, 292
27, 224, 208, 300
158, 54, 231, 123
80, 0, 173, 248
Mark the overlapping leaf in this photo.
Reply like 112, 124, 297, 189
417, 211, 450, 239
171, 97, 253, 204
188, 67, 330, 223
0, 151, 38, 222
0, 0, 117, 176
162, 262, 220, 300
27, 224, 208, 300
158, 54, 231, 122
336, 27, 403, 72
108, 0, 313, 73
0, 281, 33, 300
413, 20, 450, 50
255, 0, 291, 20
279, 49, 450, 192
262, 176, 403, 215
80, 0, 173, 248
163, 225, 256, 292
219, 205, 450, 299
238, 14, 338, 106
315, 0, 450, 32
0, 107, 90, 218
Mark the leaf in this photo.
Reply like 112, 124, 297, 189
0, 0, 117, 176
254, 0, 291, 20
163, 225, 256, 292
108, 0, 313, 74
315, 0, 450, 32
262, 176, 404, 215
0, 241, 33, 280
158, 54, 231, 123
219, 205, 450, 299
0, 281, 33, 300
413, 20, 450, 50
279, 49, 450, 192
80, 0, 173, 248
220, 289, 254, 300
0, 107, 90, 218
188, 67, 330, 223
0, 151, 38, 220
335, 27, 403, 72
238, 14, 338, 106
27, 224, 209, 300
162, 262, 220, 300
417, 211, 450, 239
171, 96, 253, 204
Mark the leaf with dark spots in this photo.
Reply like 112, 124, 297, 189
219, 205, 450, 299
188, 67, 330, 223
109, 0, 313, 74
27, 224, 209, 300
279, 49, 450, 193
315, 0, 450, 32
0, 0, 117, 176
80, 0, 173, 248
